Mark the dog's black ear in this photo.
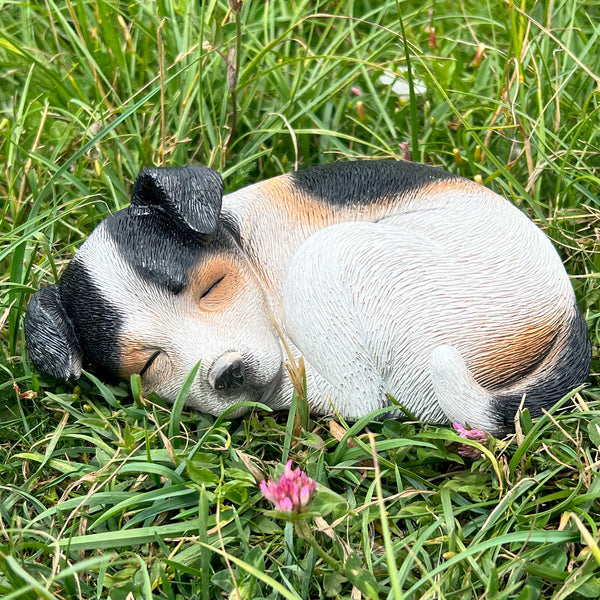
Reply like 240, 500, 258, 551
24, 285, 82, 380
131, 166, 223, 241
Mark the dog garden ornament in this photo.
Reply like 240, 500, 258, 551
24, 161, 591, 435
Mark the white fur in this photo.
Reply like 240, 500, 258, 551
429, 345, 497, 430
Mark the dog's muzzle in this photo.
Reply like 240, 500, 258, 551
208, 352, 245, 391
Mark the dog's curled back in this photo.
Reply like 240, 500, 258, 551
24, 161, 591, 435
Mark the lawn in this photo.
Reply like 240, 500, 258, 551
1, 0, 599, 598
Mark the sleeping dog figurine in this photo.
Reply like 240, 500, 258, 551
24, 161, 591, 435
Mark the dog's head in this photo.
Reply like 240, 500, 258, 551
24, 166, 284, 415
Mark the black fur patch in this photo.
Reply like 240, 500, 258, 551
59, 259, 122, 375
289, 160, 458, 206
105, 208, 206, 295
104, 209, 236, 294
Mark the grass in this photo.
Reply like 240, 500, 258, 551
0, 0, 599, 598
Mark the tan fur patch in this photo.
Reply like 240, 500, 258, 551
469, 319, 559, 389
255, 177, 338, 230
120, 341, 153, 376
186, 256, 246, 313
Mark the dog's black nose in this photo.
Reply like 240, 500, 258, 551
210, 354, 245, 391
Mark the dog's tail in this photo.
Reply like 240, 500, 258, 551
430, 300, 591, 437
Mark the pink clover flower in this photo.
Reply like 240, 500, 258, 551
260, 460, 317, 515
452, 423, 489, 458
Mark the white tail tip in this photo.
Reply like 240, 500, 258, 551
429, 345, 499, 433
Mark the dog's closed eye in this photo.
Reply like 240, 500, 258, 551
200, 275, 225, 299
140, 351, 161, 377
